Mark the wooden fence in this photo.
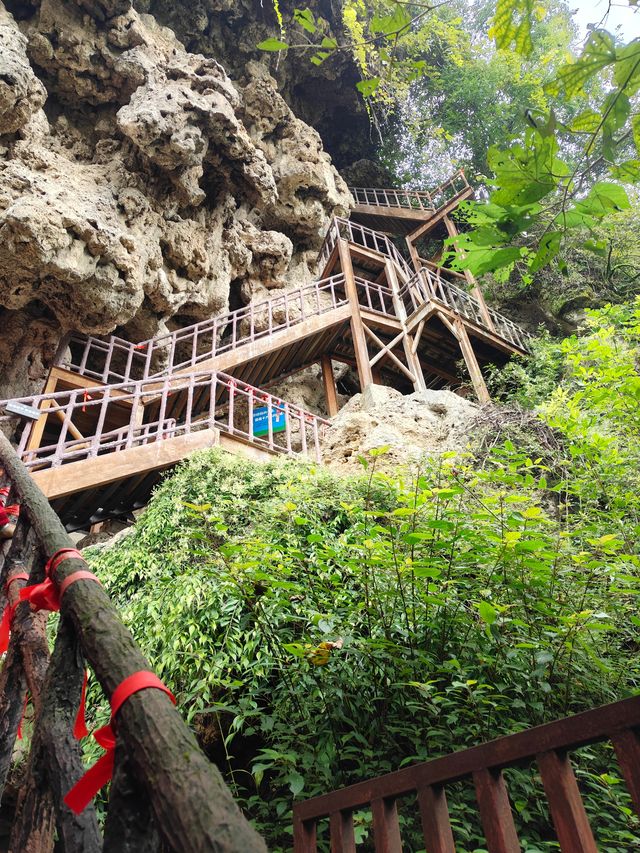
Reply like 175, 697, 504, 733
349, 170, 470, 212
293, 695, 640, 852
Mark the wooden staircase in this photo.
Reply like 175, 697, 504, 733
0, 171, 530, 530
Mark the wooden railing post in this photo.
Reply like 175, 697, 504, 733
371, 797, 403, 853
537, 751, 597, 852
473, 768, 520, 853
329, 810, 356, 853
417, 785, 455, 853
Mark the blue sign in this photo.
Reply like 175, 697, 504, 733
253, 405, 286, 437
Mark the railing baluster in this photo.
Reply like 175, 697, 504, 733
228, 379, 235, 434
248, 388, 254, 442
417, 785, 455, 853
612, 729, 640, 815
329, 810, 356, 853
267, 394, 274, 451
284, 402, 292, 453
371, 797, 402, 853
92, 386, 111, 458
293, 814, 317, 853
473, 768, 520, 853
537, 750, 597, 853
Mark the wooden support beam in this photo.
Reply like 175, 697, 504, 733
452, 317, 490, 404
31, 429, 221, 500
321, 355, 339, 417
338, 239, 374, 390
363, 325, 416, 382
385, 259, 427, 392
405, 187, 474, 244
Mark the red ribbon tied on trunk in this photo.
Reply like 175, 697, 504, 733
19, 548, 101, 613
0, 572, 29, 654
64, 671, 176, 814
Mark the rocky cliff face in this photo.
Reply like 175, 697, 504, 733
0, 0, 350, 399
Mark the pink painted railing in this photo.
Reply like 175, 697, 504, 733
400, 268, 531, 352
318, 217, 414, 280
349, 169, 470, 213
58, 274, 349, 385
56, 272, 395, 386
1, 371, 329, 468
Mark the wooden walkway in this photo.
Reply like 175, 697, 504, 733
0, 171, 530, 529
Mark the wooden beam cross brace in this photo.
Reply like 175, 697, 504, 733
362, 324, 416, 382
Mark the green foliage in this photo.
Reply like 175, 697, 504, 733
84, 307, 640, 848
448, 20, 640, 283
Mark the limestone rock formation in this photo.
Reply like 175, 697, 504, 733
0, 0, 350, 399
322, 384, 478, 470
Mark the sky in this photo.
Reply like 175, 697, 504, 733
570, 0, 640, 40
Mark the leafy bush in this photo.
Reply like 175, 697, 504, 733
82, 300, 640, 850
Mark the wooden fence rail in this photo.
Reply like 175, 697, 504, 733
349, 170, 470, 212
1, 370, 329, 470
293, 695, 640, 852
0, 433, 266, 852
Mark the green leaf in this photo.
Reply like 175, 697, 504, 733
609, 159, 640, 182
601, 91, 630, 134
614, 41, 640, 97
491, 0, 537, 56
478, 601, 497, 625
529, 230, 562, 272
257, 38, 289, 52
293, 8, 316, 34
356, 78, 380, 98
632, 115, 640, 155
370, 7, 411, 36
549, 30, 616, 97
569, 109, 602, 134
287, 771, 305, 796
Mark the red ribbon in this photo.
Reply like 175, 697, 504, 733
3, 505, 19, 517
64, 671, 176, 814
0, 572, 29, 654
19, 549, 101, 613
0, 486, 9, 500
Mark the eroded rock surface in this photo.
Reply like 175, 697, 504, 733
0, 0, 350, 398
322, 384, 478, 470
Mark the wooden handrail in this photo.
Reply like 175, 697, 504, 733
3, 370, 329, 470
0, 433, 267, 851
293, 694, 640, 851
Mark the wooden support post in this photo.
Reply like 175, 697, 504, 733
443, 215, 495, 332
612, 729, 640, 817
473, 768, 520, 853
537, 751, 597, 853
418, 785, 455, 853
371, 797, 403, 853
338, 239, 374, 391
329, 811, 356, 853
321, 355, 339, 417
386, 260, 427, 392
406, 237, 423, 275
451, 317, 490, 404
